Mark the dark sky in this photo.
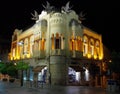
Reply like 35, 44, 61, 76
0, 0, 119, 51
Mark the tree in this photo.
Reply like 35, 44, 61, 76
16, 61, 28, 70
0, 62, 18, 82
0, 62, 8, 75
7, 63, 17, 78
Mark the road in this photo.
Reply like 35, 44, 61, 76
0, 81, 119, 94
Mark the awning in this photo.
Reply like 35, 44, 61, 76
33, 66, 46, 72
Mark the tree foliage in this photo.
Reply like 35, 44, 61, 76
0, 61, 29, 78
0, 62, 8, 75
16, 61, 29, 70
0, 62, 17, 77
7, 63, 17, 77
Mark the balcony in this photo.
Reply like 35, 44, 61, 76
70, 50, 83, 58
33, 50, 46, 58
50, 49, 65, 56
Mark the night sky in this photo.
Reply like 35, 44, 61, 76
0, 0, 119, 51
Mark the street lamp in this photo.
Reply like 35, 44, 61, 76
18, 41, 24, 86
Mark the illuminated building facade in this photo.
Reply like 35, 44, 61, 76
9, 3, 105, 86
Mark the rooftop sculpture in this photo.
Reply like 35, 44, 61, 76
42, 1, 54, 13
61, 1, 72, 13
79, 11, 86, 21
31, 10, 39, 21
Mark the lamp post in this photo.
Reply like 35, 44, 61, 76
18, 41, 24, 86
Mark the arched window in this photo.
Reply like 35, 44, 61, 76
71, 39, 75, 50
12, 48, 15, 59
30, 36, 34, 55
34, 41, 39, 56
51, 34, 55, 50
95, 41, 100, 56
24, 38, 28, 55
70, 32, 75, 50
51, 33, 64, 50
76, 36, 81, 51
55, 33, 61, 49
89, 39, 94, 55
18, 40, 24, 58
40, 38, 45, 50
83, 36, 88, 55
61, 34, 64, 49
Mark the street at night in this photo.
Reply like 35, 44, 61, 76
0, 80, 119, 94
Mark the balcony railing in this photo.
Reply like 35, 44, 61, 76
70, 50, 83, 58
50, 49, 65, 56
33, 50, 46, 58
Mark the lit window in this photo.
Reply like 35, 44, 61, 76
83, 37, 88, 55
76, 37, 81, 51
71, 39, 75, 50
95, 41, 100, 56
83, 44, 88, 54
51, 34, 55, 50
30, 36, 34, 55
13, 48, 15, 57
41, 38, 45, 50
51, 33, 64, 50
90, 41, 94, 55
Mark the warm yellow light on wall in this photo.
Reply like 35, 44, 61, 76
14, 57, 17, 60
99, 56, 103, 60
52, 42, 54, 50
16, 56, 20, 59
22, 55, 25, 59
26, 54, 30, 58
87, 54, 91, 58
94, 55, 97, 59
11, 57, 13, 60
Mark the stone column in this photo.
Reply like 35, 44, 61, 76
50, 56, 67, 85
33, 72, 38, 88
80, 71, 85, 85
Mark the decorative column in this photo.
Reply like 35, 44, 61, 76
80, 71, 85, 85
33, 72, 38, 88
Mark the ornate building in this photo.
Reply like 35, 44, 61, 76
9, 2, 106, 87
